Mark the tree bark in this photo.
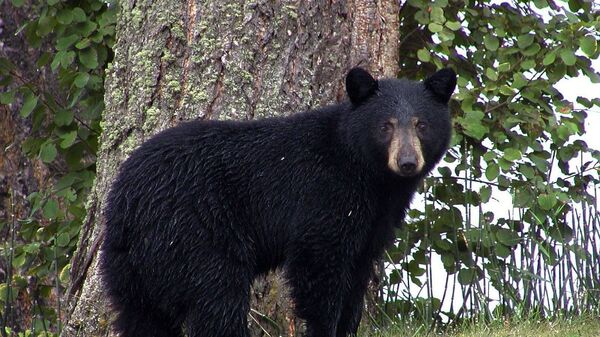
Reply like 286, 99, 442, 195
62, 1, 398, 336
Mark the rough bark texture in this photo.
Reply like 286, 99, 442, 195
62, 1, 398, 336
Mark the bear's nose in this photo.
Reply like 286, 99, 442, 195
400, 162, 416, 176
398, 154, 417, 176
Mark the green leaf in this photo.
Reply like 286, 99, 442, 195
430, 7, 445, 23
519, 164, 535, 179
36, 15, 54, 37
0, 91, 15, 104
74, 72, 90, 88
579, 35, 597, 57
463, 120, 488, 140
428, 23, 443, 33
39, 141, 57, 163
498, 157, 512, 171
445, 21, 461, 31
75, 38, 91, 49
521, 59, 536, 70
56, 34, 80, 50
59, 264, 71, 284
512, 72, 527, 88
503, 148, 522, 162
11, 0, 25, 7
486, 162, 499, 181
79, 48, 98, 69
495, 244, 511, 258
480, 185, 492, 203
56, 233, 71, 247
417, 48, 431, 62
499, 85, 514, 96
543, 51, 556, 66
438, 28, 455, 42
71, 7, 87, 22
441, 252, 455, 270
498, 62, 510, 72
484, 36, 499, 51
52, 50, 76, 70
43, 199, 59, 219
458, 268, 476, 285
538, 193, 557, 210
557, 124, 572, 140
485, 67, 498, 81
496, 228, 520, 247
530, 154, 549, 172
54, 109, 74, 126
582, 67, 600, 83
521, 43, 541, 56
37, 52, 52, 67
12, 254, 26, 268
77, 21, 98, 37
22, 243, 40, 254
60, 131, 78, 149
560, 49, 576, 66
48, 0, 60, 5
20, 92, 38, 117
57, 9, 74, 25
517, 34, 534, 49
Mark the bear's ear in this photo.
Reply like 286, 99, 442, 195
424, 68, 457, 104
346, 67, 378, 105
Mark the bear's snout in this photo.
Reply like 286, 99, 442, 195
398, 156, 417, 176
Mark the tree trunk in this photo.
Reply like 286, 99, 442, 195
62, 1, 398, 336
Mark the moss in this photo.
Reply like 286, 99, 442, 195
131, 7, 143, 28
224, 3, 243, 18
167, 80, 181, 93
142, 106, 161, 133
283, 4, 298, 19
119, 132, 141, 156
131, 49, 156, 88
188, 87, 210, 102
170, 22, 186, 40
161, 49, 175, 63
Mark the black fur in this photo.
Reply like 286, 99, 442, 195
345, 67, 379, 105
100, 68, 456, 337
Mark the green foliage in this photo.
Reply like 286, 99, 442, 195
383, 0, 600, 325
0, 0, 115, 334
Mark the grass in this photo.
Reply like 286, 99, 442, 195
362, 316, 600, 337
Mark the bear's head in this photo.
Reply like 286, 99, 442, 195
344, 67, 456, 179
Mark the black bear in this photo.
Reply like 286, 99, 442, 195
100, 67, 456, 337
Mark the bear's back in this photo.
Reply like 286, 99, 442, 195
102, 107, 362, 260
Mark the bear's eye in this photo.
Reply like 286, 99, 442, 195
416, 121, 427, 133
380, 122, 393, 133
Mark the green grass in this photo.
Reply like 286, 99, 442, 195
363, 316, 600, 337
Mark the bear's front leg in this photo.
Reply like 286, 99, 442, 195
337, 295, 364, 337
285, 246, 353, 337
336, 266, 373, 337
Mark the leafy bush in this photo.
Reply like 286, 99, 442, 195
381, 0, 600, 325
0, 0, 115, 334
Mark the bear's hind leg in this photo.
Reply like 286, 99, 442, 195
111, 302, 183, 337
184, 270, 251, 337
